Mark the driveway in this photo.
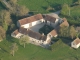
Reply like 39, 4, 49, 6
30, 23, 45, 32
43, 10, 61, 18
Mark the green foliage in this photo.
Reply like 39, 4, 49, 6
59, 26, 70, 37
18, 0, 73, 13
70, 5, 80, 17
2, 21, 8, 31
15, 5, 29, 16
9, 24, 16, 31
70, 26, 77, 39
39, 25, 53, 35
10, 43, 18, 56
61, 3, 70, 16
0, 26, 6, 41
8, 0, 18, 4
0, 10, 12, 31
19, 35, 29, 48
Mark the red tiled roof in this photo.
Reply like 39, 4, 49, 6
50, 29, 58, 36
60, 18, 69, 27
44, 15, 56, 23
60, 20, 69, 27
73, 38, 80, 45
13, 28, 47, 41
13, 29, 19, 35
18, 14, 43, 25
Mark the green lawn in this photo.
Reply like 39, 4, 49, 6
71, 5, 80, 17
18, 0, 74, 14
0, 36, 80, 60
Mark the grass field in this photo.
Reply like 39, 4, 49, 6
0, 36, 80, 60
18, 0, 74, 14
71, 5, 80, 17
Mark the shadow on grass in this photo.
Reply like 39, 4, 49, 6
1, 48, 8, 53
52, 36, 73, 47
6, 35, 15, 43
59, 37, 73, 46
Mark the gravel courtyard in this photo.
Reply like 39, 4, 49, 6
30, 23, 45, 32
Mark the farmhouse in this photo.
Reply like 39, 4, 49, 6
11, 13, 69, 47
71, 38, 80, 48
17, 14, 45, 28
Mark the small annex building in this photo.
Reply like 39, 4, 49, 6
11, 13, 69, 47
71, 38, 80, 48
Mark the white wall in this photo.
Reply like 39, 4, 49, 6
11, 33, 22, 38
29, 35, 51, 45
21, 23, 29, 28
20, 19, 43, 28
54, 18, 59, 28
71, 42, 80, 48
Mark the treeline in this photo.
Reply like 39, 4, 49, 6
60, 0, 80, 26
0, 0, 29, 41
59, 26, 77, 39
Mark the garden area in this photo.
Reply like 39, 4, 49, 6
39, 25, 54, 35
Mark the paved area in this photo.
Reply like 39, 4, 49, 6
43, 10, 61, 18
30, 23, 45, 32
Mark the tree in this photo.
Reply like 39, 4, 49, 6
9, 2, 29, 16
0, 26, 6, 41
59, 25, 69, 37
78, 0, 80, 5
15, 5, 29, 16
61, 3, 70, 16
70, 26, 76, 39
19, 35, 29, 48
8, 0, 18, 4
9, 24, 16, 31
10, 43, 18, 56
0, 10, 12, 31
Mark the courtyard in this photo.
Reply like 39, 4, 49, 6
30, 23, 45, 32
30, 23, 54, 35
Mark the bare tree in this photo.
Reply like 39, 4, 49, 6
10, 43, 18, 56
19, 35, 29, 48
